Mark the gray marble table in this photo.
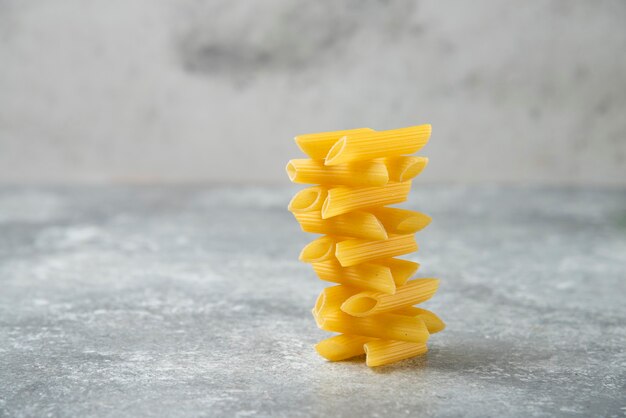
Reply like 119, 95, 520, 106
1, 186, 625, 417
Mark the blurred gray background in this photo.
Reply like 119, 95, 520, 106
0, 0, 625, 186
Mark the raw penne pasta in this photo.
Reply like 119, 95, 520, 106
375, 258, 420, 286
313, 285, 358, 319
324, 125, 432, 165
335, 234, 417, 267
321, 181, 411, 219
313, 307, 429, 343
286, 159, 388, 187
287, 123, 443, 368
384, 156, 429, 182
370, 207, 432, 234
294, 210, 387, 240
312, 259, 396, 294
299, 236, 337, 263
315, 334, 374, 361
288, 186, 328, 213
295, 128, 374, 160
341, 278, 439, 317
393, 307, 446, 334
364, 340, 428, 367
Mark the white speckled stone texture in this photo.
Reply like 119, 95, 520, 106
0, 186, 624, 417
0, 1, 625, 185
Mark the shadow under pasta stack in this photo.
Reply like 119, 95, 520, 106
286, 125, 444, 367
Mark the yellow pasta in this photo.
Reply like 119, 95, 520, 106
312, 285, 429, 343
364, 340, 428, 367
378, 258, 420, 286
370, 207, 432, 234
322, 181, 411, 219
295, 128, 374, 160
287, 123, 443, 368
313, 307, 429, 343
313, 285, 358, 319
299, 236, 337, 263
288, 186, 328, 213
324, 125, 432, 165
335, 234, 417, 267
315, 334, 374, 361
340, 278, 439, 317
286, 159, 388, 187
294, 210, 387, 240
311, 259, 396, 294
384, 156, 429, 182
393, 307, 446, 334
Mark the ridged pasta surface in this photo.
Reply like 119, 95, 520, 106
287, 125, 443, 367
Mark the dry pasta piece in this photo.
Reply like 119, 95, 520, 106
312, 259, 396, 294
312, 286, 429, 343
315, 334, 374, 361
384, 156, 429, 182
294, 211, 387, 240
364, 340, 428, 367
286, 159, 388, 187
370, 207, 432, 234
313, 307, 429, 343
322, 181, 411, 219
313, 285, 358, 319
324, 125, 432, 165
295, 128, 374, 160
288, 186, 328, 213
341, 278, 439, 317
393, 307, 446, 334
375, 258, 420, 286
335, 234, 417, 267
299, 236, 337, 263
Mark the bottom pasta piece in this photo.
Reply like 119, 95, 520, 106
315, 334, 374, 361
313, 304, 444, 367
314, 334, 430, 367
364, 340, 428, 367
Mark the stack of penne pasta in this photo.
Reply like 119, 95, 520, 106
286, 125, 444, 367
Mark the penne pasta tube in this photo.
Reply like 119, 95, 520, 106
299, 236, 338, 263
313, 285, 358, 321
286, 159, 389, 187
393, 307, 446, 334
295, 128, 374, 160
288, 186, 328, 213
324, 125, 432, 165
314, 307, 430, 343
294, 210, 388, 240
341, 278, 439, 317
321, 181, 411, 219
335, 234, 417, 267
312, 259, 396, 294
384, 156, 429, 182
370, 207, 432, 234
364, 340, 428, 367
315, 334, 374, 361
374, 258, 420, 286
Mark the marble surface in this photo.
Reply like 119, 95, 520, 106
1, 1, 626, 185
0, 185, 625, 417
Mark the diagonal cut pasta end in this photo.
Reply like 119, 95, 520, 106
340, 295, 378, 317
399, 157, 429, 182
299, 236, 336, 263
396, 212, 432, 233
285, 160, 297, 182
288, 186, 327, 213
323, 137, 347, 166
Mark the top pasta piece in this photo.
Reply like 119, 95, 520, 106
325, 125, 432, 166
295, 128, 374, 160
